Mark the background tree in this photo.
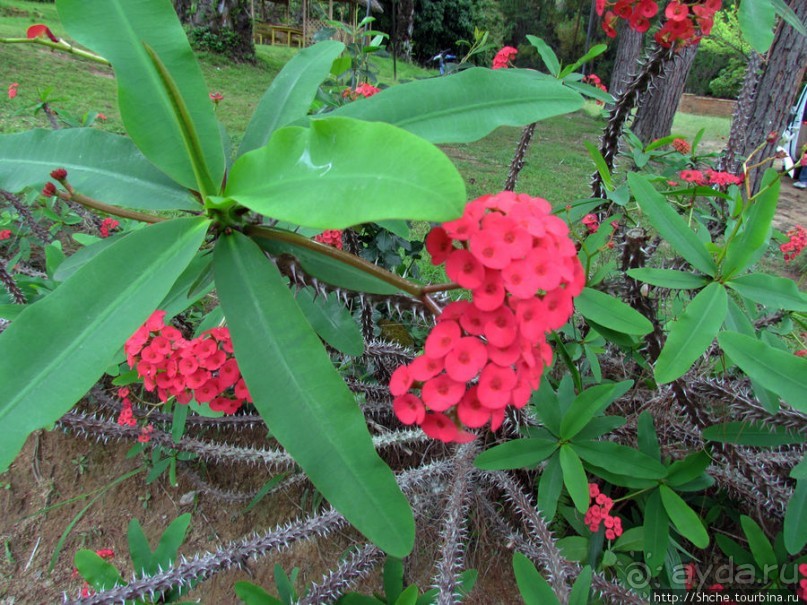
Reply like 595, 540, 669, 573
174, 0, 256, 63
608, 21, 644, 102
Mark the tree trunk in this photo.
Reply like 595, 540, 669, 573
189, 0, 256, 64
631, 42, 699, 145
608, 21, 644, 102
396, 0, 415, 62
737, 0, 807, 193
173, 0, 194, 23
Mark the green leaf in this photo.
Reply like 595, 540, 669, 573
239, 41, 346, 156
626, 268, 709, 290
474, 438, 558, 470
716, 534, 754, 566
559, 44, 608, 78
383, 557, 404, 604
235, 581, 285, 605
0, 129, 197, 210
784, 480, 807, 555
739, 0, 776, 53
213, 232, 414, 556
654, 283, 727, 384
74, 550, 125, 591
629, 173, 717, 276
722, 169, 780, 278
329, 67, 583, 144
568, 566, 592, 605
572, 441, 667, 479
512, 552, 561, 605
394, 585, 419, 605
152, 513, 191, 572
740, 515, 776, 570
294, 288, 364, 356
770, 0, 807, 35
57, 0, 224, 192
557, 536, 589, 562
665, 452, 712, 487
526, 35, 560, 77
559, 380, 633, 440
575, 288, 653, 335
613, 527, 644, 552
644, 490, 669, 576
726, 273, 807, 312
702, 421, 806, 446
538, 452, 564, 520
127, 518, 153, 578
560, 445, 590, 513
0, 304, 26, 321
718, 331, 807, 412
658, 485, 709, 549
226, 118, 465, 229
53, 234, 123, 282
256, 234, 402, 295
584, 142, 613, 191
572, 416, 626, 441
563, 80, 614, 104
0, 218, 208, 472
637, 411, 661, 461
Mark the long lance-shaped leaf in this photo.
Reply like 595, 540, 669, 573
327, 67, 584, 144
226, 117, 465, 229
56, 0, 224, 192
0, 129, 197, 211
629, 173, 717, 276
654, 283, 727, 384
213, 231, 415, 557
0, 217, 209, 472
239, 40, 346, 157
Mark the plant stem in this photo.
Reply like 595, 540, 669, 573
56, 190, 166, 224
0, 37, 110, 66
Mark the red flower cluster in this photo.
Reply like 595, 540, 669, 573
116, 387, 137, 427
138, 423, 154, 443
672, 138, 691, 154
795, 350, 807, 358
389, 191, 584, 443
7, 82, 18, 100
342, 83, 381, 100
584, 483, 623, 540
492, 46, 518, 69
678, 169, 743, 187
582, 213, 600, 233
598, 0, 720, 46
209, 91, 224, 104
797, 563, 807, 601
124, 310, 252, 414
99, 217, 120, 238
0, 229, 11, 241
781, 225, 806, 263
582, 74, 608, 105
313, 229, 344, 249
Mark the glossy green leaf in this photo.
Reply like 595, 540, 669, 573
474, 438, 558, 470
0, 217, 208, 472
526, 35, 560, 76
629, 173, 717, 276
74, 550, 125, 591
726, 273, 807, 312
654, 283, 727, 384
57, 0, 224, 191
716, 534, 754, 566
255, 233, 402, 295
784, 480, 807, 555
637, 411, 661, 460
53, 234, 124, 282
557, 536, 589, 562
568, 566, 592, 605
739, 0, 776, 53
740, 515, 776, 570
770, 0, 807, 35
613, 527, 644, 552
573, 441, 667, 479
235, 581, 284, 605
560, 445, 590, 513
644, 490, 669, 576
722, 169, 779, 278
559, 44, 608, 78
665, 451, 712, 487
584, 142, 613, 191
152, 513, 192, 572
383, 557, 404, 604
512, 552, 561, 605
572, 416, 626, 441
127, 518, 153, 578
559, 380, 633, 440
626, 268, 709, 290
294, 288, 364, 356
0, 129, 197, 210
227, 118, 465, 229
213, 232, 414, 556
239, 41, 346, 156
702, 421, 806, 446
659, 485, 709, 549
563, 80, 614, 104
718, 331, 807, 412
329, 67, 583, 144
0, 304, 26, 321
538, 452, 564, 520
575, 288, 653, 335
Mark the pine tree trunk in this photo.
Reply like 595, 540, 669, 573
631, 42, 698, 144
739, 0, 807, 193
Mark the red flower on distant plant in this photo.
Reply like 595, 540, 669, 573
492, 46, 518, 69
582, 213, 600, 233
781, 225, 806, 263
96, 113, 107, 121
209, 91, 224, 105
313, 229, 343, 249
7, 83, 18, 99
0, 230, 11, 241
27, 24, 59, 42
354, 82, 380, 98
672, 138, 690, 154
99, 217, 120, 238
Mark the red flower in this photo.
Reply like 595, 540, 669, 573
0, 230, 11, 241
99, 217, 120, 238
354, 82, 380, 98
97, 112, 107, 121
7, 82, 18, 100
313, 229, 343, 249
50, 167, 68, 181
492, 46, 518, 69
679, 169, 707, 185
672, 138, 691, 154
582, 213, 600, 233
780, 225, 806, 262
26, 24, 59, 43
209, 91, 224, 104
41, 182, 57, 197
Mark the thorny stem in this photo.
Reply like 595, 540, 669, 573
0, 36, 110, 66
247, 225, 444, 315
